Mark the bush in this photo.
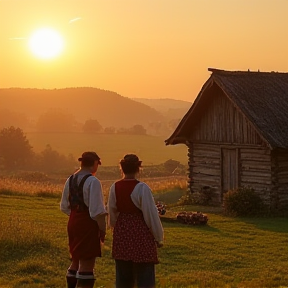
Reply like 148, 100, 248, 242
178, 186, 216, 206
223, 186, 267, 216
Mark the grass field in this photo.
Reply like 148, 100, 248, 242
1, 187, 288, 288
26, 132, 188, 166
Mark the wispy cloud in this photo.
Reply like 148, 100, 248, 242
9, 37, 26, 40
69, 17, 82, 24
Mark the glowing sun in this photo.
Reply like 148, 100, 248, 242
28, 28, 64, 59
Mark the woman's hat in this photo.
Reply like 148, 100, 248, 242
120, 154, 142, 166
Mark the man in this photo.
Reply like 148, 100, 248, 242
60, 151, 107, 288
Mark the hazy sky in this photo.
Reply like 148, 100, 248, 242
1, 0, 287, 101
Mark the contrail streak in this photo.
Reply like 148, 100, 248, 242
69, 17, 82, 24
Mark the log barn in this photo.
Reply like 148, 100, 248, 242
165, 68, 288, 210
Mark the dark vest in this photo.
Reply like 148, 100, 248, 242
115, 179, 141, 214
68, 174, 92, 211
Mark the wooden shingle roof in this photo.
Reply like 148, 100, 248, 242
165, 69, 288, 149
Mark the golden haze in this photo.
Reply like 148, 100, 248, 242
0, 0, 287, 101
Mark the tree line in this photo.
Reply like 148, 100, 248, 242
0, 126, 77, 172
0, 126, 186, 177
0, 108, 180, 136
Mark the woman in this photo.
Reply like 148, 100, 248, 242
60, 151, 107, 288
108, 154, 164, 288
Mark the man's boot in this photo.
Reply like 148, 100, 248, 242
66, 269, 77, 288
76, 272, 95, 288
76, 278, 95, 288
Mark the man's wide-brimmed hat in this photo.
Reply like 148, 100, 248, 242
78, 151, 101, 165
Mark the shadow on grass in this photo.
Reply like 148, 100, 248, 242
169, 204, 224, 215
238, 217, 288, 233
160, 216, 220, 233
16, 260, 52, 275
0, 238, 57, 263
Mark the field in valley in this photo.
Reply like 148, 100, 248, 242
26, 132, 188, 166
0, 176, 288, 288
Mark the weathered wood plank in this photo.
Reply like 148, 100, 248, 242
189, 160, 221, 166
192, 167, 221, 176
193, 143, 220, 152
241, 176, 271, 185
241, 171, 272, 178
277, 178, 288, 184
240, 154, 271, 161
192, 157, 220, 164
277, 170, 288, 177
192, 172, 220, 180
241, 161, 271, 171
192, 150, 220, 158
238, 183, 271, 191
189, 164, 216, 171
241, 148, 271, 155
192, 176, 220, 184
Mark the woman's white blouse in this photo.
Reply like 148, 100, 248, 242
108, 181, 164, 243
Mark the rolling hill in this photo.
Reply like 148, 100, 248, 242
132, 97, 191, 119
0, 87, 165, 129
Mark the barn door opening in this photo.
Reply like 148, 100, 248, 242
221, 148, 239, 198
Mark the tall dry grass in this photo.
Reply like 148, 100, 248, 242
0, 177, 61, 197
0, 175, 188, 202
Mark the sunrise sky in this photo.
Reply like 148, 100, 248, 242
1, 0, 287, 101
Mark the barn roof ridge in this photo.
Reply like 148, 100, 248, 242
166, 68, 288, 148
208, 67, 287, 74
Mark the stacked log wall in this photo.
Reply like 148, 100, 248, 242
239, 147, 272, 205
274, 150, 288, 209
188, 142, 221, 204
188, 143, 273, 206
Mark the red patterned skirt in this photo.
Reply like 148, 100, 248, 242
68, 209, 101, 260
112, 213, 158, 263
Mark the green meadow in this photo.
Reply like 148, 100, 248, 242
26, 133, 188, 166
1, 188, 288, 288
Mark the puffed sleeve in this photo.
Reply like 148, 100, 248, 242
131, 182, 164, 243
107, 183, 119, 228
60, 177, 71, 216
87, 178, 107, 232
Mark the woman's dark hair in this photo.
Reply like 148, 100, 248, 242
120, 154, 142, 174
